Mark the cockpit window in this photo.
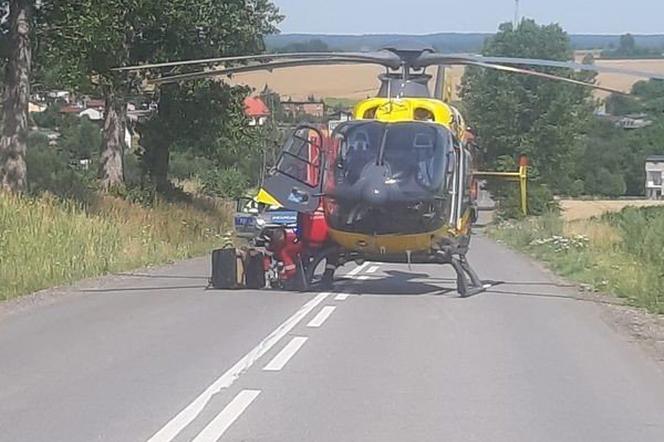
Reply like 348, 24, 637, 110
333, 121, 451, 192
336, 122, 384, 185
382, 123, 448, 191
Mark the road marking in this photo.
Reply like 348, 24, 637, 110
307, 306, 336, 328
366, 266, 380, 274
263, 336, 308, 371
334, 293, 350, 301
356, 275, 369, 281
192, 390, 260, 442
147, 292, 330, 442
346, 262, 369, 277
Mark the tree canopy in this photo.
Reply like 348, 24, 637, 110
461, 20, 597, 210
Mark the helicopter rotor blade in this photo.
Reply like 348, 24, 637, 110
416, 53, 664, 81
462, 60, 631, 96
149, 57, 394, 85
115, 51, 402, 72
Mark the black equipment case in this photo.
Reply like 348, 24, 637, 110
211, 248, 265, 290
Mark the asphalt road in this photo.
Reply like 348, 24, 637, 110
2, 234, 664, 441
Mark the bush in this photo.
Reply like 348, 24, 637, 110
200, 168, 249, 199
59, 117, 101, 160
496, 183, 558, 219
169, 151, 213, 180
26, 144, 94, 201
124, 151, 143, 187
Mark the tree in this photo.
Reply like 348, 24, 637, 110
37, 1, 138, 190
133, 0, 282, 191
0, 0, 31, 193
461, 20, 596, 201
38, 0, 282, 192
618, 33, 636, 55
138, 80, 260, 191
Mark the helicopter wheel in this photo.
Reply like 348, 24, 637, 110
304, 250, 337, 291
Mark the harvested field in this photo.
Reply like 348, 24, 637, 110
559, 199, 664, 221
228, 58, 664, 101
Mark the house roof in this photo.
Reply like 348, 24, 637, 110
60, 105, 83, 114
244, 97, 270, 117
86, 99, 105, 108
646, 155, 664, 162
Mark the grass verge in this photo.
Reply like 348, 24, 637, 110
0, 193, 231, 302
489, 208, 664, 314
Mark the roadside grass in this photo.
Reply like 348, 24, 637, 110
0, 193, 231, 302
489, 208, 664, 314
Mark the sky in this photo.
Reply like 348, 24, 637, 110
273, 0, 663, 35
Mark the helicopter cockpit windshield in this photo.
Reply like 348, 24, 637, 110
331, 121, 451, 198
326, 120, 453, 235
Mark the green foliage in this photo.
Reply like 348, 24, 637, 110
491, 208, 664, 314
462, 19, 596, 207
200, 168, 249, 199
601, 33, 664, 59
26, 143, 94, 201
0, 192, 230, 301
59, 117, 101, 160
31, 105, 64, 129
277, 38, 330, 53
169, 151, 214, 181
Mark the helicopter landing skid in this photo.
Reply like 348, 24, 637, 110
443, 253, 495, 298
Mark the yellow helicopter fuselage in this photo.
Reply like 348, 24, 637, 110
326, 96, 475, 256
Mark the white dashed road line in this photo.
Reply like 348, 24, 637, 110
307, 306, 336, 328
147, 293, 330, 442
334, 293, 350, 301
191, 390, 261, 442
148, 263, 370, 442
263, 337, 308, 371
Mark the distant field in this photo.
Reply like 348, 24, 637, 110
228, 58, 664, 101
228, 65, 465, 101
559, 199, 664, 221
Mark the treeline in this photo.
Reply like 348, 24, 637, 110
601, 33, 664, 59
461, 20, 664, 217
267, 32, 664, 53
0, 0, 283, 200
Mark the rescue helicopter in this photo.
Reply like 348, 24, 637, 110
117, 45, 664, 296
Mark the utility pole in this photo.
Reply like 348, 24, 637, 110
514, 0, 520, 28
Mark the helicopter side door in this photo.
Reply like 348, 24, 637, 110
263, 126, 325, 214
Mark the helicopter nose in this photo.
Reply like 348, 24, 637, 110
360, 164, 389, 205
362, 184, 388, 205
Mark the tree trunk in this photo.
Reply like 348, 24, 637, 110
0, 0, 31, 194
152, 143, 170, 193
99, 88, 126, 190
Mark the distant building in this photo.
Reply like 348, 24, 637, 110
243, 96, 270, 126
79, 108, 104, 121
645, 155, 664, 200
617, 114, 653, 130
60, 104, 84, 115
282, 99, 325, 119
327, 110, 353, 132
29, 102, 46, 113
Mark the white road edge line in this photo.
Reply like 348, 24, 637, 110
334, 293, 350, 301
366, 266, 380, 274
147, 292, 330, 442
263, 336, 308, 371
307, 306, 336, 328
191, 390, 261, 442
